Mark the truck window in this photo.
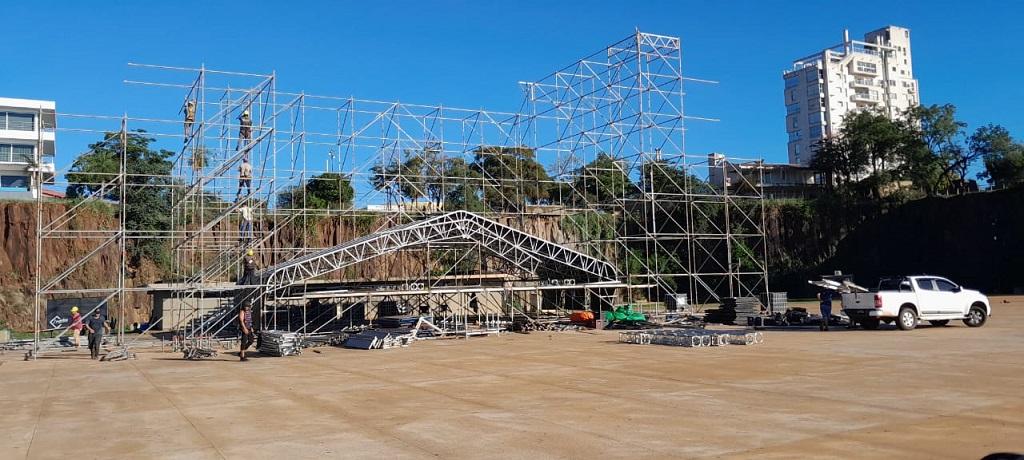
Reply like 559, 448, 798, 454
935, 279, 958, 292
878, 279, 904, 291
915, 278, 937, 291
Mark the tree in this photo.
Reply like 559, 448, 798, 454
571, 153, 633, 205
470, 145, 550, 211
810, 110, 913, 199
901, 104, 980, 195
972, 124, 1024, 189
277, 172, 354, 210
65, 130, 175, 266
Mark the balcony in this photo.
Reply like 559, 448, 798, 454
851, 92, 881, 103
851, 62, 879, 76
850, 78, 876, 88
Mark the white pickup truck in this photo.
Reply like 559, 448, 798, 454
841, 276, 991, 330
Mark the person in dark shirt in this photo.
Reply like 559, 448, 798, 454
238, 302, 255, 362
818, 289, 834, 331
238, 249, 257, 285
84, 310, 108, 359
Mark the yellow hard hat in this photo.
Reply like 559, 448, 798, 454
71, 306, 79, 313
246, 249, 254, 256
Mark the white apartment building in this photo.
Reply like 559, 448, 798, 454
784, 26, 920, 166
0, 97, 56, 199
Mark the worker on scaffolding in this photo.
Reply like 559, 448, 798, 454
238, 202, 254, 244
238, 109, 252, 151
183, 100, 196, 143
238, 301, 255, 362
236, 157, 253, 199
238, 249, 257, 286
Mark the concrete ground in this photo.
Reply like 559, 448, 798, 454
2, 297, 1022, 459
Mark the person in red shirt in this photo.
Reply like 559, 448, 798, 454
69, 306, 83, 350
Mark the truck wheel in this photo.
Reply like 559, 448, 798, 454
928, 320, 949, 327
861, 319, 880, 330
963, 305, 987, 328
897, 307, 917, 331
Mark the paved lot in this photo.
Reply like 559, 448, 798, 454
2, 297, 1022, 459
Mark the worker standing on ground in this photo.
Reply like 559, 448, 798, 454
238, 202, 253, 244
238, 249, 257, 286
238, 109, 252, 150
238, 301, 255, 362
69, 306, 83, 350
237, 158, 253, 199
818, 289, 834, 331
84, 309, 108, 360
184, 100, 196, 142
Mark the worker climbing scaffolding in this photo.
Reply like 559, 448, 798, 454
183, 99, 196, 142
237, 108, 252, 152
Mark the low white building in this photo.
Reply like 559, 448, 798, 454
0, 97, 56, 200
707, 153, 822, 199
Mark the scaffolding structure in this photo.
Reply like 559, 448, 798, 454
30, 31, 769, 356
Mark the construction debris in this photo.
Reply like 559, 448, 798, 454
704, 297, 763, 325
619, 329, 765, 348
344, 330, 415, 350
101, 346, 137, 362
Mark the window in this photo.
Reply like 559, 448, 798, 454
855, 61, 877, 73
785, 76, 799, 88
0, 144, 35, 163
809, 125, 823, 139
1, 112, 36, 131
805, 69, 817, 82
935, 279, 959, 292
806, 84, 818, 96
788, 131, 802, 141
790, 116, 799, 130
915, 278, 937, 291
786, 103, 800, 114
0, 175, 29, 189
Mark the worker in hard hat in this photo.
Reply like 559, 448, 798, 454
69, 306, 83, 350
238, 109, 252, 150
238, 249, 257, 286
184, 99, 196, 142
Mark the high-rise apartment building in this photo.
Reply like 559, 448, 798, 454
783, 26, 920, 166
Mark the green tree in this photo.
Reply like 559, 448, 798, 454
972, 124, 1024, 189
277, 172, 354, 210
471, 145, 550, 211
65, 130, 175, 267
572, 153, 633, 205
810, 110, 912, 198
901, 104, 980, 195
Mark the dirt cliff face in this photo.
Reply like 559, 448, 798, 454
0, 202, 160, 330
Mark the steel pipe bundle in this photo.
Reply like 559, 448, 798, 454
618, 329, 764, 348
259, 330, 302, 356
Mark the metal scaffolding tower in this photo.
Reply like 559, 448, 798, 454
30, 31, 769, 357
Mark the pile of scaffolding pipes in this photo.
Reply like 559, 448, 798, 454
619, 329, 764, 348
259, 330, 302, 356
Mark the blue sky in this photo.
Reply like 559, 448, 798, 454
3, 0, 1022, 170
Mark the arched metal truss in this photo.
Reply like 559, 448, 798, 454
261, 210, 620, 288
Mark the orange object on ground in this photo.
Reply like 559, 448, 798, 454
569, 311, 594, 323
